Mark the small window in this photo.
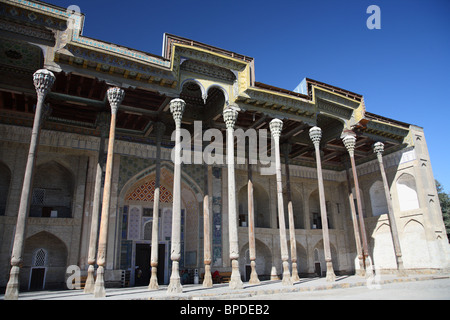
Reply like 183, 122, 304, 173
33, 249, 47, 267
32, 188, 46, 205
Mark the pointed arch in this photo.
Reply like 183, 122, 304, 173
372, 223, 397, 269
370, 180, 388, 216
396, 173, 420, 211
181, 78, 207, 101
237, 182, 270, 228
23, 231, 68, 290
30, 160, 74, 218
206, 84, 229, 106
402, 219, 430, 268
239, 239, 272, 280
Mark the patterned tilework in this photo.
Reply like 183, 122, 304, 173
125, 180, 173, 203
118, 156, 156, 192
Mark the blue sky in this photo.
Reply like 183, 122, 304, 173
49, 0, 450, 192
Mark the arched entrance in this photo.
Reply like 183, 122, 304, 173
237, 182, 271, 228
239, 239, 273, 281
23, 231, 68, 291
119, 162, 202, 286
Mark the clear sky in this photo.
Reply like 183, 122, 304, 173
48, 0, 450, 192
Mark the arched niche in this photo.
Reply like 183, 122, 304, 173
309, 190, 333, 229
23, 231, 68, 291
239, 239, 273, 281
287, 240, 308, 274
238, 182, 271, 228
396, 173, 420, 212
369, 180, 388, 216
282, 187, 305, 229
312, 239, 338, 277
402, 219, 431, 269
30, 161, 74, 218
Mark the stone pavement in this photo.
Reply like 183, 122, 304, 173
2, 272, 449, 300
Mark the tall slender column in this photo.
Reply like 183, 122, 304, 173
282, 143, 300, 282
270, 119, 293, 286
309, 126, 336, 282
223, 106, 243, 289
167, 98, 186, 294
93, 87, 125, 298
84, 113, 109, 294
4, 69, 55, 300
202, 162, 213, 287
343, 158, 365, 277
247, 152, 260, 284
373, 142, 406, 275
148, 122, 165, 290
342, 134, 372, 276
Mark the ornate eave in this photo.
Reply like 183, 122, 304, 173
54, 42, 177, 89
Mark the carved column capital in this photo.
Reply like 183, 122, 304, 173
342, 134, 357, 157
269, 118, 283, 139
373, 141, 385, 155
33, 69, 55, 97
107, 87, 125, 115
223, 106, 239, 129
309, 126, 322, 148
169, 98, 186, 126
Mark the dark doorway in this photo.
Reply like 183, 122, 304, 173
245, 265, 251, 282
29, 268, 46, 291
135, 244, 165, 286
315, 262, 322, 277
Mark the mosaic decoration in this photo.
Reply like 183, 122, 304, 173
125, 180, 173, 203
127, 206, 141, 240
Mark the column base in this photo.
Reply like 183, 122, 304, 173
93, 266, 106, 298
325, 261, 336, 282
364, 255, 375, 279
229, 259, 243, 289
248, 261, 260, 285
167, 261, 183, 294
281, 261, 293, 286
202, 264, 213, 288
291, 262, 300, 282
4, 266, 20, 300
270, 266, 279, 280
396, 257, 408, 277
83, 264, 96, 294
148, 266, 159, 290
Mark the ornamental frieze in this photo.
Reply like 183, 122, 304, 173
317, 98, 353, 120
175, 46, 247, 72
313, 86, 360, 109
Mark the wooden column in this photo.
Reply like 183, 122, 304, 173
282, 143, 300, 282
84, 112, 109, 294
309, 126, 336, 282
93, 87, 125, 298
343, 158, 365, 277
373, 142, 406, 275
167, 98, 186, 294
202, 163, 213, 287
223, 106, 243, 289
148, 122, 165, 290
4, 69, 55, 300
342, 133, 373, 277
270, 119, 293, 286
247, 151, 260, 284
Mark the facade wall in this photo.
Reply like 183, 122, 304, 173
0, 122, 449, 290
